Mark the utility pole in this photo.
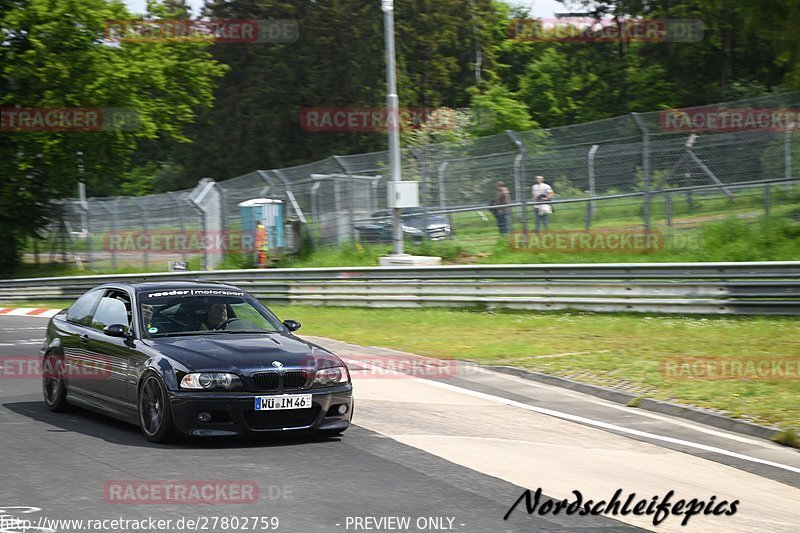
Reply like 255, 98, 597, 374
382, 0, 404, 255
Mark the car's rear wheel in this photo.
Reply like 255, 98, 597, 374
42, 353, 68, 412
139, 374, 175, 443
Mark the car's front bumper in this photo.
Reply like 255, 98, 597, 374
168, 385, 353, 437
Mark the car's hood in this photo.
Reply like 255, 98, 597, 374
145, 333, 331, 373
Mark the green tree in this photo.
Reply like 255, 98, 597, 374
169, 0, 503, 183
469, 83, 536, 135
0, 0, 226, 270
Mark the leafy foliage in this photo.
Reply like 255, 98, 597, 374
0, 0, 225, 270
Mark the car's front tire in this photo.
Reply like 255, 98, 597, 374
42, 353, 68, 412
138, 374, 175, 443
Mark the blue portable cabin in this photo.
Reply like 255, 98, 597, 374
238, 198, 285, 251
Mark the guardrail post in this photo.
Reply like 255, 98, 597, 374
586, 144, 599, 229
333, 156, 357, 243
507, 131, 528, 244
631, 113, 651, 235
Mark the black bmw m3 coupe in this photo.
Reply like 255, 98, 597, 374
40, 281, 353, 442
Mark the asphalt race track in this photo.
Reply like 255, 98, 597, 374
1, 316, 799, 533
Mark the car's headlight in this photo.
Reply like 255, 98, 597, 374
180, 372, 241, 390
313, 365, 350, 387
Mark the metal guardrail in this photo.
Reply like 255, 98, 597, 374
0, 262, 798, 315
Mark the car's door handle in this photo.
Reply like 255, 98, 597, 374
80, 334, 90, 343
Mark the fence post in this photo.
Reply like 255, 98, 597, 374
665, 192, 672, 227
586, 144, 599, 230
271, 169, 292, 207
506, 131, 528, 244
187, 195, 206, 271
631, 113, 651, 234
112, 199, 122, 270
786, 122, 794, 192
310, 181, 321, 240
409, 147, 428, 239
437, 161, 454, 237
333, 155, 356, 243
256, 169, 276, 197
81, 199, 93, 270
138, 202, 149, 270
166, 192, 187, 264
217, 182, 228, 234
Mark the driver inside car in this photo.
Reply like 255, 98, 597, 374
202, 302, 228, 330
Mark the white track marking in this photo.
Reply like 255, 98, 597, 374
343, 356, 800, 476
425, 378, 800, 475
467, 365, 788, 448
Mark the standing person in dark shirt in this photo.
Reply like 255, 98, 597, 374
490, 181, 512, 235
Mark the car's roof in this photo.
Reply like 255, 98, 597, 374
102, 280, 245, 294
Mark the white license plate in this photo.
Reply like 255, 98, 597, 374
254, 394, 312, 411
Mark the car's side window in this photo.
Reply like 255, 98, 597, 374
91, 291, 132, 332
65, 289, 104, 327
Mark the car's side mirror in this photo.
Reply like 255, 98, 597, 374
103, 324, 132, 339
283, 320, 301, 332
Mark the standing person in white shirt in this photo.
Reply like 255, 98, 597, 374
531, 175, 554, 232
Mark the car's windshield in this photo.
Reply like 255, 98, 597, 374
139, 289, 282, 337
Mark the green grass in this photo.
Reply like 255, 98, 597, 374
276, 215, 800, 268
275, 240, 468, 268
266, 305, 800, 430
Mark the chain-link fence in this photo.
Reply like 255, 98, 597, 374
34, 92, 800, 270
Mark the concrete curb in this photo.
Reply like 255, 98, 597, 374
0, 307, 60, 318
484, 365, 782, 442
